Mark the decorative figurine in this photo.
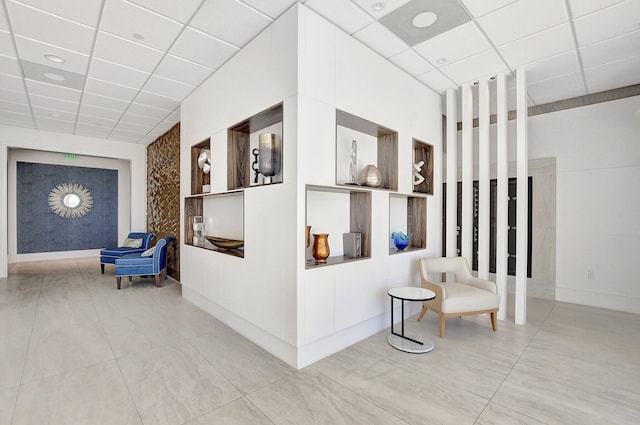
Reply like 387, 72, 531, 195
413, 160, 425, 186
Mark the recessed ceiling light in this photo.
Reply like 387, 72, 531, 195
436, 58, 447, 65
412, 11, 438, 28
44, 72, 66, 81
49, 112, 61, 118
132, 33, 145, 40
44, 54, 65, 64
371, 2, 385, 12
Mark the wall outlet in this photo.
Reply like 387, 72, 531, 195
587, 270, 595, 280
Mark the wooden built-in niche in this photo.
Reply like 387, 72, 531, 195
227, 103, 283, 190
389, 193, 427, 255
335, 109, 398, 191
191, 138, 210, 195
413, 139, 433, 195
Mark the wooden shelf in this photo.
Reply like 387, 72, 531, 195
413, 139, 433, 195
305, 185, 371, 269
227, 103, 283, 190
335, 110, 398, 191
389, 193, 427, 255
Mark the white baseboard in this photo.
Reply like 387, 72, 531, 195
556, 287, 640, 315
16, 249, 101, 263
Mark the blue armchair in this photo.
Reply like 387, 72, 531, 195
100, 232, 155, 273
115, 237, 173, 290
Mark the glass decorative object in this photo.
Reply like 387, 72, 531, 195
258, 133, 282, 184
193, 216, 205, 246
391, 231, 412, 250
349, 139, 358, 184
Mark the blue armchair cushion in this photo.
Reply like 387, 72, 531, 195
115, 237, 173, 289
100, 232, 155, 273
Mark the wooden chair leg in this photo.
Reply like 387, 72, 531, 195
116, 277, 121, 290
155, 274, 160, 288
490, 311, 497, 331
417, 305, 428, 321
101, 263, 105, 274
439, 314, 446, 338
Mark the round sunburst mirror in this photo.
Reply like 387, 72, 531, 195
48, 183, 93, 219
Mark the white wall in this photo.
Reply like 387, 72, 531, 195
528, 96, 640, 314
0, 125, 147, 278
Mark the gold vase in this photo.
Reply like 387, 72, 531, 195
312, 233, 330, 263
306, 225, 311, 248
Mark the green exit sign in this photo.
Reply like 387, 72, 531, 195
65, 154, 76, 160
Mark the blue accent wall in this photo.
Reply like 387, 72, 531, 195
17, 162, 118, 254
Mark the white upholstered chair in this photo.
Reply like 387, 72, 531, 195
417, 257, 500, 337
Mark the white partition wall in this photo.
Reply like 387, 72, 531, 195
495, 73, 509, 320
515, 67, 529, 325
446, 89, 457, 257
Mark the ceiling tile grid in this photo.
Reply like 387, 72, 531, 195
0, 0, 638, 143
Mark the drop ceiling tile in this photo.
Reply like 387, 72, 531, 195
0, 110, 33, 124
76, 113, 117, 128
84, 77, 138, 102
584, 55, 640, 93
75, 123, 113, 138
573, 0, 640, 47
0, 99, 30, 114
0, 54, 22, 77
416, 68, 456, 92
14, 35, 89, 74
20, 59, 85, 90
34, 115, 75, 132
100, 0, 184, 51
114, 121, 151, 134
305, 0, 374, 35
165, 108, 180, 123
87, 58, 149, 89
389, 48, 434, 76
31, 106, 76, 121
459, 0, 517, 18
241, 0, 298, 19
170, 27, 239, 69
109, 130, 143, 142
119, 112, 161, 127
79, 104, 124, 121
93, 31, 163, 73
440, 49, 508, 84
580, 30, 640, 69
190, 0, 272, 47
0, 87, 28, 103
7, 1, 96, 54
128, 102, 171, 119
0, 73, 24, 91
155, 54, 213, 87
143, 74, 194, 100
527, 71, 585, 103
127, 0, 202, 24
81, 92, 130, 112
351, 0, 411, 19
413, 21, 490, 66
0, 30, 16, 57
0, 4, 9, 31
477, 0, 568, 46
14, 0, 103, 27
29, 93, 79, 112
353, 21, 407, 58
498, 23, 575, 68
568, 0, 626, 19
135, 91, 179, 111
25, 79, 81, 102
524, 51, 580, 83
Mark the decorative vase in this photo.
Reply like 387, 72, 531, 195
306, 225, 311, 248
312, 233, 330, 263
358, 164, 382, 187
391, 232, 412, 250
258, 133, 282, 184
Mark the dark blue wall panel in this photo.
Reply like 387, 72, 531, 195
17, 162, 118, 254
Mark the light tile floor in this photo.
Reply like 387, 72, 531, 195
1, 258, 639, 424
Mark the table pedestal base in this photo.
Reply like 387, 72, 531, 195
388, 333, 435, 354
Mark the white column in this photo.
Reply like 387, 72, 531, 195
477, 78, 490, 280
515, 67, 528, 325
460, 83, 474, 264
496, 72, 508, 321
0, 143, 7, 278
446, 89, 458, 258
